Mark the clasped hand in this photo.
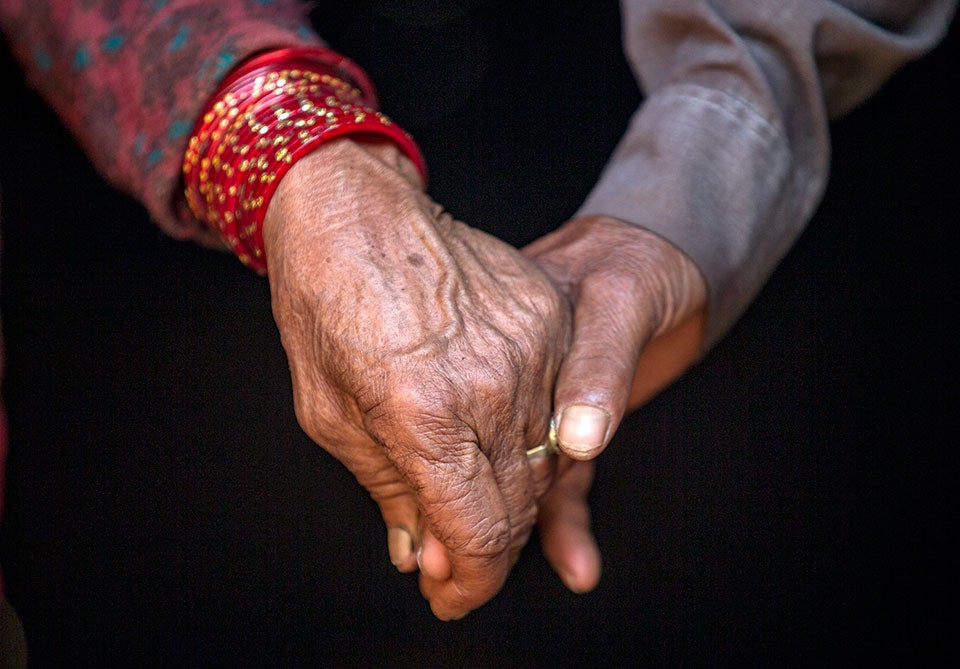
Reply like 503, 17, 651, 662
263, 138, 574, 620
261, 137, 705, 620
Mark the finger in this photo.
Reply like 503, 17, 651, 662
482, 428, 539, 556
367, 411, 515, 621
416, 418, 554, 592
538, 459, 601, 593
416, 524, 452, 582
416, 431, 535, 621
552, 276, 651, 460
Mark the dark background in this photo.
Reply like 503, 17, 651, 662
1, 3, 957, 666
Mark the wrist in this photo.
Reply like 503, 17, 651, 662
182, 47, 426, 274
261, 136, 428, 280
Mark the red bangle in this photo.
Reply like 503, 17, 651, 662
182, 47, 426, 273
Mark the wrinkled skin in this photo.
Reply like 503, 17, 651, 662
263, 137, 707, 620
422, 217, 709, 598
521, 216, 707, 595
263, 137, 571, 620
524, 215, 708, 460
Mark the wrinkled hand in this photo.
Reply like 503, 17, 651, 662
262, 137, 570, 620
523, 216, 708, 459
418, 216, 707, 597
478, 216, 706, 594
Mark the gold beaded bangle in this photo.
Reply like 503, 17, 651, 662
182, 47, 426, 272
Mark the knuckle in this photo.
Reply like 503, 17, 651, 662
416, 447, 484, 504
460, 514, 513, 559
415, 456, 514, 559
364, 376, 451, 433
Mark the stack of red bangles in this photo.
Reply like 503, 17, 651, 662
182, 47, 426, 273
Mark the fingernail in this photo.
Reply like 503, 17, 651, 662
388, 527, 413, 568
558, 405, 610, 458
558, 569, 581, 593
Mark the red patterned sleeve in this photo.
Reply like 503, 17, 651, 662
0, 0, 322, 240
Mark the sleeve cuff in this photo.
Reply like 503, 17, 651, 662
576, 84, 825, 347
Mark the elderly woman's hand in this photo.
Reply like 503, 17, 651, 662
262, 137, 570, 620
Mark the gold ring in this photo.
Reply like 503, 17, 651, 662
526, 418, 560, 459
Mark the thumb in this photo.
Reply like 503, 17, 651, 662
552, 277, 652, 460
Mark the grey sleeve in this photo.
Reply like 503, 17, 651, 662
577, 0, 956, 346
